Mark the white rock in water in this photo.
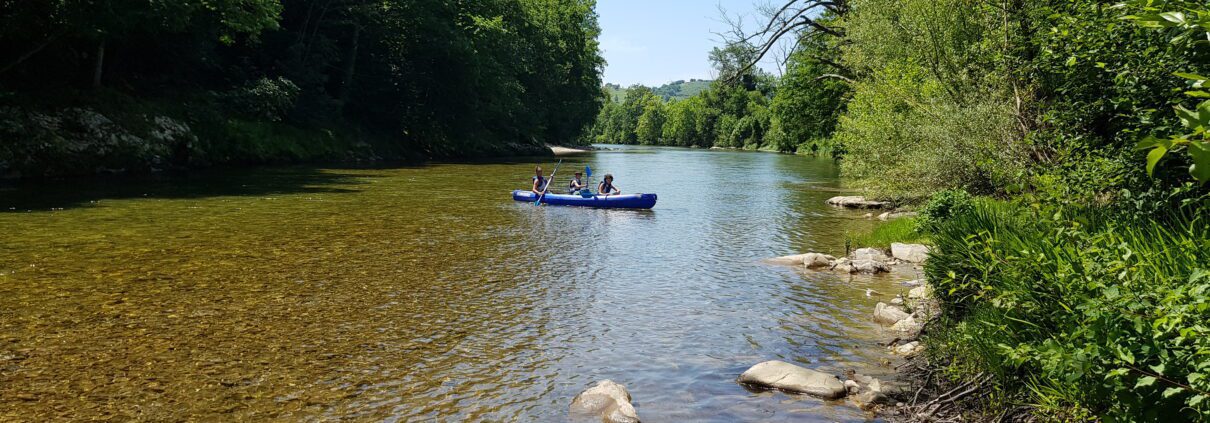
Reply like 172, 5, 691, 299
908, 285, 933, 300
802, 253, 837, 269
891, 315, 923, 334
846, 373, 892, 410
835, 258, 889, 274
765, 254, 810, 266
826, 196, 891, 209
891, 341, 924, 356
851, 247, 891, 263
874, 302, 910, 324
844, 379, 861, 394
879, 211, 919, 221
890, 295, 905, 306
901, 279, 925, 287
737, 360, 848, 399
891, 243, 931, 263
571, 380, 640, 423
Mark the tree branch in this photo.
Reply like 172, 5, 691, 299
814, 73, 854, 83
0, 33, 62, 75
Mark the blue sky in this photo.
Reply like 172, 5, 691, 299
596, 0, 783, 87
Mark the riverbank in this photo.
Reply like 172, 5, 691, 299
826, 193, 1210, 422
0, 91, 568, 180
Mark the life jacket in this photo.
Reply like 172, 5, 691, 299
568, 177, 582, 191
533, 175, 546, 191
600, 180, 614, 193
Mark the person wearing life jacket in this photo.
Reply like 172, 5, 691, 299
597, 174, 620, 195
531, 166, 548, 195
568, 171, 587, 194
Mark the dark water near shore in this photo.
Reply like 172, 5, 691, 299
0, 145, 921, 421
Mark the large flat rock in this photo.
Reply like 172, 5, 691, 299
891, 243, 930, 263
737, 360, 847, 399
826, 196, 890, 209
874, 302, 910, 324
571, 380, 640, 423
764, 253, 811, 266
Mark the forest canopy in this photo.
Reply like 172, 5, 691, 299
0, 0, 605, 176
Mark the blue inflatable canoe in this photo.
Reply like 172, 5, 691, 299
512, 190, 657, 209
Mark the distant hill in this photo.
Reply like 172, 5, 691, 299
602, 79, 714, 102
604, 83, 627, 102
653, 79, 712, 100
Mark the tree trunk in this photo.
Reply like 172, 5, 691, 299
338, 24, 361, 107
91, 39, 105, 89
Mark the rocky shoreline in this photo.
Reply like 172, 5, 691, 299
569, 235, 941, 422
760, 241, 940, 412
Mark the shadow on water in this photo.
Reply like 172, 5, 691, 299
0, 166, 377, 212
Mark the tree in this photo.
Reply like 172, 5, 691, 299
636, 96, 666, 145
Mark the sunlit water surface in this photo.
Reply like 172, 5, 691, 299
1, 145, 921, 421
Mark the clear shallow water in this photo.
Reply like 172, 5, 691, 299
0, 145, 921, 421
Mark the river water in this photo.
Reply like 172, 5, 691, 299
0, 146, 921, 421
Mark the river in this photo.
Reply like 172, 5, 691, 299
0, 145, 920, 421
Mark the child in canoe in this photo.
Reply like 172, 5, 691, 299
531, 166, 548, 195
568, 171, 587, 194
597, 174, 620, 195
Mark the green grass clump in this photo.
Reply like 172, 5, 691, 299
923, 201, 1210, 421
846, 216, 929, 249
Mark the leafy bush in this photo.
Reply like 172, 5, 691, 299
925, 201, 1210, 420
221, 77, 301, 122
917, 189, 974, 231
833, 61, 1027, 202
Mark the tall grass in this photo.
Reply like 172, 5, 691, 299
845, 217, 928, 249
923, 201, 1210, 420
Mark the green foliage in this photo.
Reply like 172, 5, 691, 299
652, 79, 712, 100
845, 217, 927, 249
769, 36, 848, 155
917, 189, 974, 232
832, 0, 1030, 201
1021, 0, 1209, 208
835, 61, 1025, 201
1126, 1, 1210, 185
925, 201, 1210, 420
635, 96, 666, 145
220, 77, 300, 123
0, 0, 605, 176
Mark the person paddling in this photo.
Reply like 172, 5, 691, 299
597, 174, 620, 195
531, 166, 548, 195
568, 171, 587, 194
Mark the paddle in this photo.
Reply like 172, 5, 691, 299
535, 159, 562, 205
581, 165, 593, 198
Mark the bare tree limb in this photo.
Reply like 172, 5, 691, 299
0, 33, 61, 75
718, 0, 850, 84
814, 73, 854, 83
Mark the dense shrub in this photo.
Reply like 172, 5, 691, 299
220, 77, 301, 123
925, 201, 1210, 420
834, 62, 1026, 201
916, 189, 974, 231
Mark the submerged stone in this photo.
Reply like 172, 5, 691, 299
802, 253, 836, 269
737, 360, 847, 399
765, 253, 810, 266
571, 380, 640, 423
826, 196, 891, 209
874, 302, 910, 324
